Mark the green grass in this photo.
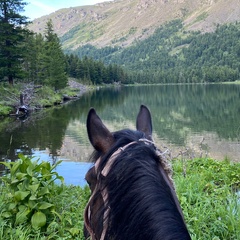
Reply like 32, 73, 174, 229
173, 158, 239, 239
222, 80, 240, 85
0, 158, 239, 239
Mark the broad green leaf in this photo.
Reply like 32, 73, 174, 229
38, 186, 50, 196
42, 173, 52, 181
29, 195, 38, 201
38, 202, 53, 210
32, 177, 39, 184
8, 203, 17, 211
22, 178, 30, 189
31, 211, 46, 228
19, 156, 30, 172
27, 165, 33, 176
15, 206, 30, 225
0, 161, 14, 169
2, 211, 12, 218
28, 200, 38, 209
69, 227, 80, 236
10, 179, 21, 184
16, 172, 27, 180
34, 163, 42, 172
41, 162, 51, 171
59, 176, 64, 183
10, 160, 22, 175
18, 153, 25, 160
28, 183, 40, 193
14, 191, 30, 201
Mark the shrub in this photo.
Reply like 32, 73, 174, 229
0, 105, 13, 116
0, 154, 64, 229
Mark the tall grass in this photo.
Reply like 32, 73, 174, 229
173, 158, 239, 240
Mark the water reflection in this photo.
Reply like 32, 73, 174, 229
0, 84, 240, 183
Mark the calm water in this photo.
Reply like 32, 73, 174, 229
0, 84, 240, 185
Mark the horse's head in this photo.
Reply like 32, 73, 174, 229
84, 105, 191, 240
84, 105, 154, 239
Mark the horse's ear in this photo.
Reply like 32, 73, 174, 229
87, 108, 115, 153
136, 105, 153, 141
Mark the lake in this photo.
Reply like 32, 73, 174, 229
0, 84, 240, 186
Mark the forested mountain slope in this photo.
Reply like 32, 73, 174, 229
67, 20, 240, 83
28, 0, 240, 83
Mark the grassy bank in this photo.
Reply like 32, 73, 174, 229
221, 80, 240, 85
0, 157, 239, 239
0, 80, 88, 117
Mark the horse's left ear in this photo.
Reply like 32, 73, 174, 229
87, 108, 115, 153
136, 105, 153, 141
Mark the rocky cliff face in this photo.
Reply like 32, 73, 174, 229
28, 0, 240, 50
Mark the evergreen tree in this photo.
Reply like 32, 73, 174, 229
22, 32, 44, 83
43, 19, 67, 90
0, 0, 29, 84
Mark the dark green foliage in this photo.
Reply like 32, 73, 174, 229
0, 0, 121, 89
0, 0, 30, 84
65, 54, 128, 84
22, 32, 45, 84
0, 154, 91, 239
64, 44, 121, 61
68, 20, 240, 83
43, 20, 67, 90
22, 20, 68, 89
0, 154, 64, 229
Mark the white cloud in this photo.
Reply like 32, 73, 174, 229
30, 0, 57, 13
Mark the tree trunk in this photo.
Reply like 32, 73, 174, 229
8, 75, 13, 85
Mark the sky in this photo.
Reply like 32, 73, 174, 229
24, 0, 114, 20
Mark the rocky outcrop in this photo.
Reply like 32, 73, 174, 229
28, 0, 240, 49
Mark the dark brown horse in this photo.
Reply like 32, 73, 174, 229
84, 105, 191, 240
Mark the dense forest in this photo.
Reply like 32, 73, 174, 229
0, 0, 126, 88
67, 20, 240, 84
1, 0, 240, 86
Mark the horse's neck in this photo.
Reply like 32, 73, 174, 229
159, 165, 186, 223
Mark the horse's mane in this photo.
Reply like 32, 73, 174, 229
91, 129, 190, 240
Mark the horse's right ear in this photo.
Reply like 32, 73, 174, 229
87, 108, 115, 153
136, 105, 153, 141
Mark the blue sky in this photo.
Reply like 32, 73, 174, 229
24, 0, 113, 20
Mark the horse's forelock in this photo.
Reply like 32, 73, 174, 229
91, 129, 145, 170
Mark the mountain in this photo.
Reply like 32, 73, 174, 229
28, 0, 240, 51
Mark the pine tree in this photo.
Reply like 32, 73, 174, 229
0, 0, 29, 84
43, 19, 67, 90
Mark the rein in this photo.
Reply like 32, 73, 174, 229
84, 138, 174, 240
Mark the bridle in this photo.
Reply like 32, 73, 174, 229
84, 138, 174, 240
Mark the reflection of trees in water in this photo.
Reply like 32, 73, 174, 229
0, 84, 239, 164
0, 106, 70, 162
63, 84, 240, 148
0, 87, 129, 163
105, 84, 240, 145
